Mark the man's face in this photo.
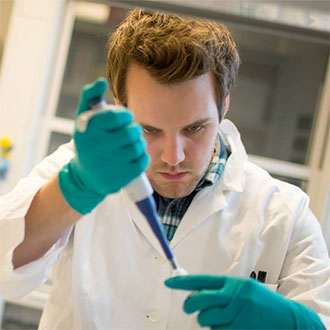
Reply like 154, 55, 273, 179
125, 64, 220, 198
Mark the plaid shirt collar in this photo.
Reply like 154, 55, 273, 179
195, 132, 227, 191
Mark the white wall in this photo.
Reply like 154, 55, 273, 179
0, 0, 68, 195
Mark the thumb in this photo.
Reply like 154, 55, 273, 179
76, 78, 108, 117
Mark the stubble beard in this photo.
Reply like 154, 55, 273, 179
147, 147, 215, 199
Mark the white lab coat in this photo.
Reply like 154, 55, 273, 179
0, 120, 329, 329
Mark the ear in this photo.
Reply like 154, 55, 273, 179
223, 94, 230, 116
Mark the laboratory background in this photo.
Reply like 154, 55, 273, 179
0, 0, 329, 328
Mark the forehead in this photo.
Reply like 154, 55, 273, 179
125, 64, 218, 126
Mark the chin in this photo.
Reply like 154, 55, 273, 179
159, 191, 188, 199
148, 170, 206, 198
152, 182, 197, 199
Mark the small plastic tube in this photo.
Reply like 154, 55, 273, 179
172, 268, 188, 277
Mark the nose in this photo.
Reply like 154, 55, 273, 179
160, 136, 185, 166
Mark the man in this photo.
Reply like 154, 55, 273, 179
0, 9, 329, 329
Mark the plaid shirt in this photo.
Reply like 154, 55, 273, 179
153, 133, 228, 241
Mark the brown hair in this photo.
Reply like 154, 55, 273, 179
107, 9, 240, 120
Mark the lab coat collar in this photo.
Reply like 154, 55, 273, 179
123, 120, 248, 256
123, 186, 227, 257
170, 180, 228, 248
219, 119, 247, 193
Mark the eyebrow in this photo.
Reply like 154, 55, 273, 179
139, 117, 213, 131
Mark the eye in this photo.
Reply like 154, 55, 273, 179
187, 125, 203, 132
143, 127, 157, 134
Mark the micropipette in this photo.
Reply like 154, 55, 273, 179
77, 97, 187, 276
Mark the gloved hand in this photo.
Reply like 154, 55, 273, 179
165, 275, 324, 329
59, 78, 149, 214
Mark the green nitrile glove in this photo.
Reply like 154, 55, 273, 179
59, 78, 149, 214
165, 275, 324, 329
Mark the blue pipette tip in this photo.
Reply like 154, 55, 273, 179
136, 196, 179, 270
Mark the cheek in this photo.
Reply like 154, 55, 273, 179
186, 137, 213, 164
191, 129, 218, 163
145, 138, 159, 163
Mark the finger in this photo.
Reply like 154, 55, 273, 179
84, 107, 133, 132
79, 123, 143, 151
165, 275, 227, 291
101, 138, 147, 163
183, 290, 230, 314
198, 307, 233, 327
118, 138, 147, 160
77, 78, 108, 115
124, 153, 150, 179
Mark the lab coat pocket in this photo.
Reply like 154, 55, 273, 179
263, 283, 278, 292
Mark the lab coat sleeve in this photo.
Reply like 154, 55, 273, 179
0, 142, 75, 300
277, 185, 330, 328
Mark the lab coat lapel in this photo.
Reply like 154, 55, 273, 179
170, 181, 227, 248
123, 191, 166, 257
